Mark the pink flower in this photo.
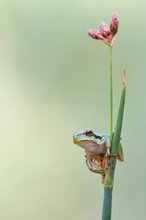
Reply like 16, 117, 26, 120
88, 13, 119, 47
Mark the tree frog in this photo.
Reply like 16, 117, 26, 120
73, 129, 124, 175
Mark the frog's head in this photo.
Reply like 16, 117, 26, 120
73, 129, 104, 154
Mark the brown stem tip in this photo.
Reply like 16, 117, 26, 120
122, 69, 126, 87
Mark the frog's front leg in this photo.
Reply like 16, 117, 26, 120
97, 135, 110, 156
102, 135, 111, 156
85, 153, 106, 175
100, 135, 117, 158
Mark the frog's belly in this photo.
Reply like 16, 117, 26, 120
77, 140, 105, 154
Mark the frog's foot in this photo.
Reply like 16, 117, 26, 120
86, 159, 103, 174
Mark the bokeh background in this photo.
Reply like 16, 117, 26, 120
0, 1, 145, 219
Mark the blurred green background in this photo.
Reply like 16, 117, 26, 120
0, 0, 145, 219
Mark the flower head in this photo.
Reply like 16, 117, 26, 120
88, 12, 119, 47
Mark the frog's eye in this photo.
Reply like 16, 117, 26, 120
85, 130, 94, 137
86, 130, 102, 140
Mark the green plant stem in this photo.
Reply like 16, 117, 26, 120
109, 46, 113, 140
102, 187, 112, 220
102, 83, 126, 220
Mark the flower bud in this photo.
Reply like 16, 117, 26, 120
110, 13, 119, 36
100, 22, 111, 38
88, 29, 103, 40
